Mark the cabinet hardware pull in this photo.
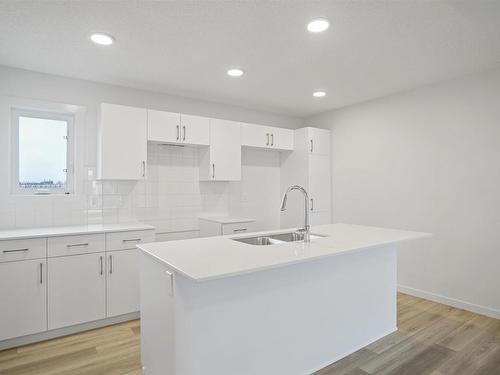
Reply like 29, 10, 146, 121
176, 125, 180, 140
40, 263, 43, 284
165, 270, 174, 296
109, 255, 113, 274
310, 198, 314, 211
271, 133, 274, 147
212, 163, 215, 179
183, 125, 186, 141
2, 248, 29, 253
142, 161, 146, 177
233, 228, 247, 233
99, 256, 103, 276
310, 139, 313, 152
66, 243, 89, 248
266, 133, 269, 146
122, 238, 141, 243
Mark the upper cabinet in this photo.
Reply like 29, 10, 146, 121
98, 103, 147, 180
199, 119, 241, 181
147, 109, 209, 146
241, 123, 294, 151
307, 127, 330, 155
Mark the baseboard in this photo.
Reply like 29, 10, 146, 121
398, 284, 500, 320
0, 311, 140, 351
306, 327, 398, 374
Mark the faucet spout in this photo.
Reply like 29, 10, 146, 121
280, 185, 310, 242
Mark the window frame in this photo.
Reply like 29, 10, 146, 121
11, 108, 75, 195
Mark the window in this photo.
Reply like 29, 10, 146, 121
11, 109, 74, 194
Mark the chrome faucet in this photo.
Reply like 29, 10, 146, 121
280, 185, 310, 242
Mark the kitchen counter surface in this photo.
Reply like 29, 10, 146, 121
0, 223, 155, 240
138, 223, 430, 282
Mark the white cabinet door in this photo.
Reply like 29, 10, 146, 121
0, 259, 46, 341
148, 111, 209, 146
240, 123, 270, 148
308, 154, 331, 213
241, 123, 294, 151
271, 127, 294, 151
307, 127, 330, 155
202, 119, 241, 181
147, 109, 181, 143
106, 249, 140, 317
48, 253, 106, 329
180, 114, 210, 145
98, 103, 147, 180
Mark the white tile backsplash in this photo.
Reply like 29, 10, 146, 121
88, 144, 231, 234
0, 144, 281, 238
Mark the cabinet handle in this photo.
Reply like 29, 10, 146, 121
2, 248, 29, 253
176, 125, 180, 140
271, 133, 274, 147
310, 139, 313, 152
233, 228, 247, 233
122, 238, 141, 243
40, 263, 43, 284
165, 270, 173, 296
212, 163, 215, 179
99, 256, 103, 276
109, 255, 113, 274
183, 125, 186, 141
142, 161, 146, 177
66, 243, 89, 248
310, 198, 314, 211
266, 133, 269, 146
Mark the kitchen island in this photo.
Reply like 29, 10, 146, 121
138, 223, 429, 375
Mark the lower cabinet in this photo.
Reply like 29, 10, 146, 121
106, 249, 140, 317
0, 259, 47, 341
0, 228, 153, 346
48, 253, 106, 330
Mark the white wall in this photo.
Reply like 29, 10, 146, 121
307, 68, 500, 319
0, 65, 299, 234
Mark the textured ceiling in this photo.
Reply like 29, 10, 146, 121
1, 1, 500, 117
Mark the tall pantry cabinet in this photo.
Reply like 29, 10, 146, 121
280, 127, 331, 229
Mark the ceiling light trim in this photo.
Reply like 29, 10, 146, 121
90, 33, 115, 46
307, 18, 330, 33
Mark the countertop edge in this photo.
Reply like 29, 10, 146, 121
0, 223, 156, 241
138, 227, 431, 282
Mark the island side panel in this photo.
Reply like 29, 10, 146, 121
173, 245, 397, 375
140, 252, 175, 375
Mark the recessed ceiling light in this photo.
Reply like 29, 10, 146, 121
313, 91, 326, 98
227, 68, 244, 77
307, 18, 330, 33
90, 33, 114, 46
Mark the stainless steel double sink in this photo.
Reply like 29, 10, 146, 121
232, 231, 326, 246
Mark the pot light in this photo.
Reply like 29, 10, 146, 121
313, 91, 326, 98
227, 68, 244, 77
90, 33, 114, 46
307, 18, 330, 33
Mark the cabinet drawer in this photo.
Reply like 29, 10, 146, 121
106, 230, 155, 251
222, 222, 256, 236
0, 238, 46, 263
48, 234, 105, 257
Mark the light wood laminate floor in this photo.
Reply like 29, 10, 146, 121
1, 293, 499, 375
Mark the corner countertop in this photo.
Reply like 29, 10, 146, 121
138, 223, 430, 282
0, 223, 156, 241
198, 215, 256, 224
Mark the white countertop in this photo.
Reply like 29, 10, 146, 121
138, 223, 430, 282
198, 215, 256, 224
0, 223, 156, 240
